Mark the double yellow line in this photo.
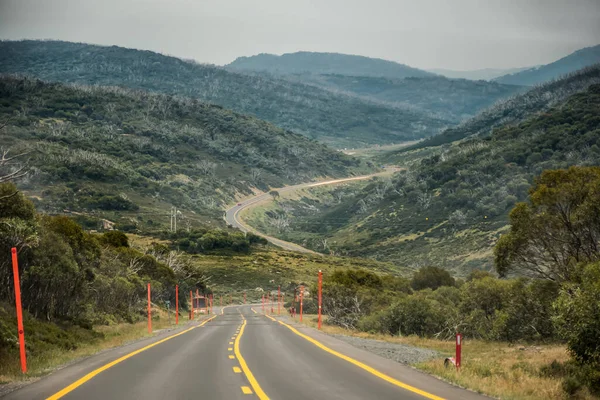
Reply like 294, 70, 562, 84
46, 316, 217, 400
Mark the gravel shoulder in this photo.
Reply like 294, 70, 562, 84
329, 333, 440, 365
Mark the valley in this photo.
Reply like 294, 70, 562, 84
1, 23, 600, 400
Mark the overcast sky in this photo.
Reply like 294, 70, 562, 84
1, 0, 599, 70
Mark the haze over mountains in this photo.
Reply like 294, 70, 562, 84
494, 44, 600, 86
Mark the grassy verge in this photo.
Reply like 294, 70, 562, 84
0, 306, 204, 385
293, 315, 594, 400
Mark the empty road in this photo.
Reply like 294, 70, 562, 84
3, 306, 486, 400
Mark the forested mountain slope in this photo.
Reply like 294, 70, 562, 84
0, 40, 449, 147
0, 75, 373, 231
495, 44, 600, 86
393, 65, 600, 154
243, 84, 600, 275
227, 51, 434, 79
276, 74, 524, 122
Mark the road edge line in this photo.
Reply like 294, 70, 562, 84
234, 318, 269, 400
272, 317, 445, 400
46, 315, 218, 400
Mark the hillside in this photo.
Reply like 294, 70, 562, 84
428, 66, 532, 81
495, 44, 600, 86
0, 40, 449, 148
279, 74, 524, 122
393, 65, 600, 154
227, 51, 434, 79
242, 84, 600, 274
0, 75, 374, 231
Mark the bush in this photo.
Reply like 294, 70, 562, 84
411, 266, 455, 291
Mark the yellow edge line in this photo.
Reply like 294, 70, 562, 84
46, 315, 218, 400
234, 318, 270, 400
273, 317, 445, 400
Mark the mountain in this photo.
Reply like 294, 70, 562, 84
227, 51, 434, 79
395, 65, 600, 153
429, 67, 532, 81
495, 44, 600, 86
0, 75, 374, 231
278, 74, 524, 122
242, 83, 600, 274
0, 41, 448, 148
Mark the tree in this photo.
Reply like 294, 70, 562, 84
0, 119, 29, 186
495, 167, 600, 282
411, 266, 455, 291
553, 262, 600, 393
269, 190, 280, 200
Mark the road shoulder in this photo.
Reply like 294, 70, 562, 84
269, 314, 491, 400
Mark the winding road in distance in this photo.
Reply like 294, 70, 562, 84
3, 306, 488, 400
224, 168, 400, 253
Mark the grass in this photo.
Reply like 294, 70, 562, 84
293, 315, 596, 400
189, 248, 409, 304
0, 305, 208, 385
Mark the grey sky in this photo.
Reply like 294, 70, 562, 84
1, 0, 599, 70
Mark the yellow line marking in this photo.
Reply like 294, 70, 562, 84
232, 336, 236, 339
229, 341, 234, 345
241, 386, 253, 395
235, 318, 269, 400
274, 318, 444, 400
228, 347, 233, 351
251, 308, 257, 314
233, 366, 242, 373
229, 355, 235, 359
46, 315, 218, 400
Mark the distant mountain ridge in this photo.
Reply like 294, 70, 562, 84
0, 40, 448, 148
277, 73, 525, 122
395, 64, 600, 153
429, 67, 532, 81
227, 51, 435, 79
494, 44, 600, 86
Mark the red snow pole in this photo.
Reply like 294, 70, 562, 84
11, 248, 27, 373
318, 270, 323, 330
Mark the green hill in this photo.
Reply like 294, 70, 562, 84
494, 44, 600, 86
242, 84, 600, 275
278, 74, 524, 122
0, 75, 373, 231
227, 51, 434, 79
0, 40, 449, 148
392, 65, 600, 154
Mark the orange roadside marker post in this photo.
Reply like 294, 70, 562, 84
147, 283, 152, 333
11, 248, 27, 373
175, 285, 179, 325
190, 290, 194, 320
318, 270, 323, 330
300, 285, 304, 323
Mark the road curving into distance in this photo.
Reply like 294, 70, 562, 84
3, 306, 488, 400
224, 168, 400, 253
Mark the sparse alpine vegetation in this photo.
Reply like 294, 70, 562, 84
0, 75, 373, 231
0, 40, 449, 147
243, 83, 600, 274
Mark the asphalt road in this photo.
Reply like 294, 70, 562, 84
3, 306, 488, 400
224, 169, 398, 253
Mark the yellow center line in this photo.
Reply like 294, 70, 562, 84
233, 366, 242, 373
46, 315, 218, 400
234, 317, 269, 400
272, 318, 444, 400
